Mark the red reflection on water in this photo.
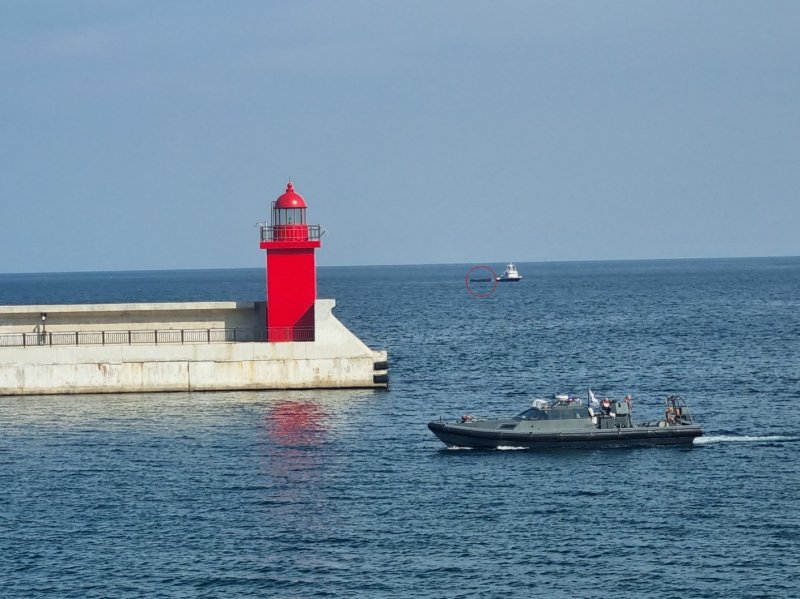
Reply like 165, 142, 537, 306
261, 401, 329, 491
266, 400, 327, 446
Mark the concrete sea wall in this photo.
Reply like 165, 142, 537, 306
0, 299, 387, 395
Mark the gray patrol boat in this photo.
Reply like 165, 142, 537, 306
428, 394, 702, 449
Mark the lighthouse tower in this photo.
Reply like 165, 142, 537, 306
259, 181, 323, 342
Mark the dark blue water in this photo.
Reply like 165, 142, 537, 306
2, 258, 799, 598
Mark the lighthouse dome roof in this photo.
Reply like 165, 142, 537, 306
275, 181, 307, 208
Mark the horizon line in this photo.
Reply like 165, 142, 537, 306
2, 254, 798, 277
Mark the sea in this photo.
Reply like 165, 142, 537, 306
1, 258, 799, 599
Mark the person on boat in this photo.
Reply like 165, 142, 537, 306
624, 394, 633, 412
601, 399, 612, 415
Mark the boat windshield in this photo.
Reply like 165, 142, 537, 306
515, 407, 587, 421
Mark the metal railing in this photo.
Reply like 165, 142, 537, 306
260, 224, 323, 242
0, 326, 315, 348
266, 327, 315, 342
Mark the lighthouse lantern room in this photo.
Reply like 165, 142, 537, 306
259, 181, 323, 342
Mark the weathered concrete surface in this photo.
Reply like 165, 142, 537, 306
0, 299, 387, 395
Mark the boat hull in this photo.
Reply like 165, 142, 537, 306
427, 421, 702, 449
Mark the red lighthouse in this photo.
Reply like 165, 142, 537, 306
259, 181, 323, 342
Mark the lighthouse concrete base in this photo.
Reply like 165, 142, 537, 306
0, 299, 388, 396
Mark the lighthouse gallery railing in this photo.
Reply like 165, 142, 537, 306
260, 224, 323, 242
0, 326, 315, 348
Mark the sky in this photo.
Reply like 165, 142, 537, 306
1, 1, 799, 273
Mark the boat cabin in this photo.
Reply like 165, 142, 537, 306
515, 395, 635, 429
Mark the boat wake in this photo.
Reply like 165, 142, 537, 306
695, 434, 799, 445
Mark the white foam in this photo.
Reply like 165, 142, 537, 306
694, 435, 795, 445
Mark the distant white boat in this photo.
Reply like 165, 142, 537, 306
498, 263, 522, 282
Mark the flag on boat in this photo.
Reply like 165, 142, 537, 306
588, 389, 600, 408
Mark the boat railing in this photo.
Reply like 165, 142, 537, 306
0, 326, 316, 348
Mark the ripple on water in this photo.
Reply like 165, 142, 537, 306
2, 260, 800, 597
